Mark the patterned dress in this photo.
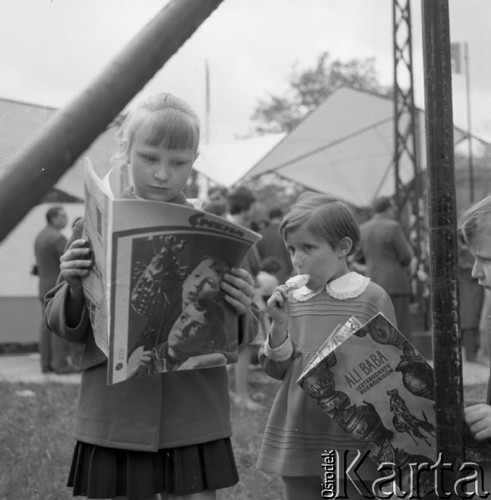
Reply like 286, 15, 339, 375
257, 272, 396, 479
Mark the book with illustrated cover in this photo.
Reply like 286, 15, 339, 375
82, 160, 261, 384
297, 313, 438, 497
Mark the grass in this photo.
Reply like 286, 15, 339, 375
0, 370, 487, 500
0, 370, 284, 500
0, 383, 79, 500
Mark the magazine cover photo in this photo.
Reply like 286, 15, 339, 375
110, 228, 252, 383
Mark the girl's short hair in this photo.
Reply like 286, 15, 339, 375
111, 93, 200, 167
459, 194, 491, 246
279, 192, 360, 255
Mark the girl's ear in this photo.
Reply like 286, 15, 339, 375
337, 237, 353, 257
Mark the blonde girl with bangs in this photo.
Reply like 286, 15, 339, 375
45, 93, 259, 500
256, 192, 396, 500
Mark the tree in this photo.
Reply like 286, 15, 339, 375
251, 51, 390, 133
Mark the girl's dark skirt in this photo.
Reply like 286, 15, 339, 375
68, 438, 238, 499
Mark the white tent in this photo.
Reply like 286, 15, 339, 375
0, 97, 115, 343
193, 133, 285, 187
243, 87, 487, 207
0, 203, 83, 343
0, 97, 118, 199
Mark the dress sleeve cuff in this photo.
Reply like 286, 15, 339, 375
264, 333, 294, 362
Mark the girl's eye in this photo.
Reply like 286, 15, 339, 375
139, 153, 157, 163
303, 245, 313, 252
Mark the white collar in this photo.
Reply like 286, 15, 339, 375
292, 271, 370, 301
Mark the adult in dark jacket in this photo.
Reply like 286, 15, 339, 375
357, 197, 414, 340
34, 205, 74, 373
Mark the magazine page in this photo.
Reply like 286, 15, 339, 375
81, 159, 114, 356
107, 200, 261, 384
298, 313, 437, 497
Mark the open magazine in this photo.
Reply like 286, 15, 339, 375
82, 160, 261, 384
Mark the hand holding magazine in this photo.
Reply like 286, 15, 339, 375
82, 160, 261, 384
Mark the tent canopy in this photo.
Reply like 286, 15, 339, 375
0, 96, 284, 195
0, 97, 117, 200
193, 133, 285, 187
243, 87, 487, 208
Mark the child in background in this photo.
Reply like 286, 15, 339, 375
256, 256, 281, 303
45, 93, 258, 500
254, 256, 281, 345
256, 193, 396, 500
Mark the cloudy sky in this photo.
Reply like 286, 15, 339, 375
1, 0, 490, 143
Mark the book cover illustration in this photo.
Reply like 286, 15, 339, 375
297, 313, 436, 496
82, 161, 261, 384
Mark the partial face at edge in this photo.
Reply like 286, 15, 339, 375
470, 231, 491, 290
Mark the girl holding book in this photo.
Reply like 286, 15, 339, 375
45, 93, 258, 500
256, 193, 396, 499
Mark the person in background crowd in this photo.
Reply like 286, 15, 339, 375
254, 256, 281, 351
356, 196, 414, 341
256, 207, 293, 285
205, 185, 229, 217
256, 256, 281, 304
226, 185, 264, 410
34, 206, 76, 374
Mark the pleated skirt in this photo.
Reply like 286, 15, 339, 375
67, 438, 238, 499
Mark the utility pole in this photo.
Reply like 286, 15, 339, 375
421, 0, 464, 470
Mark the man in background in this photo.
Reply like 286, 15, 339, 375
34, 206, 75, 374
205, 186, 229, 217
357, 196, 414, 341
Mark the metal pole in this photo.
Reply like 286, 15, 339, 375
464, 42, 474, 203
421, 0, 465, 468
0, 0, 224, 242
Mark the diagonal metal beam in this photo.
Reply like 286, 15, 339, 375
0, 0, 224, 242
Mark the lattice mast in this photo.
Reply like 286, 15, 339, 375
392, 0, 427, 309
